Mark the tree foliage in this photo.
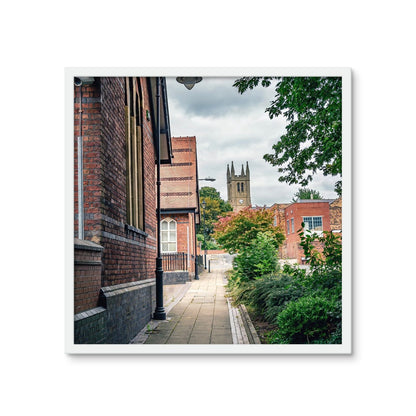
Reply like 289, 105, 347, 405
233, 76, 342, 195
228, 225, 342, 344
291, 187, 323, 202
233, 232, 280, 280
213, 207, 285, 254
198, 187, 232, 248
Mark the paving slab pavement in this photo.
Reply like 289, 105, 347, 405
130, 254, 260, 345
144, 265, 233, 344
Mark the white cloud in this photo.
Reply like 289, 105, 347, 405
167, 77, 340, 206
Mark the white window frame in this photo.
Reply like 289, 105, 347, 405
161, 218, 177, 253
302, 216, 323, 236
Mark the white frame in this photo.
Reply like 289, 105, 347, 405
161, 218, 177, 253
65, 67, 351, 355
302, 215, 324, 236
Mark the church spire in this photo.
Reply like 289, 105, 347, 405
231, 161, 235, 176
241, 164, 245, 176
246, 161, 250, 178
227, 164, 230, 180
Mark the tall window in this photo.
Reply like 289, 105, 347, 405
287, 220, 290, 234
161, 218, 177, 253
241, 182, 244, 192
237, 183, 240, 192
302, 216, 323, 235
125, 77, 144, 229
291, 218, 294, 233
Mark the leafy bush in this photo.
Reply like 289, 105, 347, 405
247, 275, 305, 322
214, 207, 285, 254
227, 278, 255, 306
269, 295, 341, 344
232, 232, 279, 281
226, 223, 343, 345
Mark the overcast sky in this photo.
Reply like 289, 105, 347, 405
166, 77, 340, 206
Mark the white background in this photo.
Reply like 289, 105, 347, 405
1, 1, 415, 415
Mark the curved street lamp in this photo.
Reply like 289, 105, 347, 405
201, 199, 208, 270
197, 177, 215, 276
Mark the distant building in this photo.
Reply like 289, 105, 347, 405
227, 161, 251, 211
268, 203, 290, 258
330, 197, 343, 233
283, 199, 334, 263
160, 136, 200, 282
261, 197, 343, 264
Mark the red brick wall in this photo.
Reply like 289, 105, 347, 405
330, 197, 342, 231
161, 212, 196, 273
74, 80, 102, 240
284, 202, 331, 263
74, 77, 158, 289
74, 239, 103, 314
269, 204, 289, 258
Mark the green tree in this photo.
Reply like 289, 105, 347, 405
233, 77, 342, 195
233, 232, 280, 280
198, 187, 232, 249
213, 207, 285, 254
200, 186, 232, 213
291, 187, 323, 202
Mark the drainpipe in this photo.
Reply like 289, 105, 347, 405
74, 78, 85, 240
74, 77, 95, 240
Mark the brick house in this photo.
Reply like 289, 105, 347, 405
269, 203, 290, 258
330, 197, 343, 233
160, 136, 200, 282
282, 198, 342, 264
73, 76, 172, 344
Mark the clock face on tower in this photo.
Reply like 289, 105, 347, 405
239, 199, 244, 204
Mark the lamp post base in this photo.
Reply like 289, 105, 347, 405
153, 308, 166, 320
153, 257, 166, 320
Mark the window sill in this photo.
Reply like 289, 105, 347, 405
125, 224, 148, 238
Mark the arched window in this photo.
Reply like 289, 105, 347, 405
161, 218, 177, 253
241, 182, 244, 192
237, 183, 240, 192
125, 77, 144, 230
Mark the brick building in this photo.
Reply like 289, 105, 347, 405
283, 200, 331, 263
160, 136, 200, 282
269, 203, 290, 257
257, 197, 342, 264
330, 197, 343, 232
73, 76, 172, 344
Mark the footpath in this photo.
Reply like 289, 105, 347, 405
130, 254, 260, 345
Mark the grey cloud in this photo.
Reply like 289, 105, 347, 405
166, 77, 340, 206
167, 77, 274, 118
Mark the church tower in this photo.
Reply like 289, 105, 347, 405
227, 161, 251, 211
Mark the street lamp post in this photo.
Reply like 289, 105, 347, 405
153, 77, 166, 320
194, 178, 215, 280
198, 177, 215, 270
154, 76, 203, 318
201, 199, 207, 269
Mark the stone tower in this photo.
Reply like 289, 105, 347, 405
227, 161, 251, 211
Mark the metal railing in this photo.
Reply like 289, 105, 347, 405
162, 252, 188, 271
